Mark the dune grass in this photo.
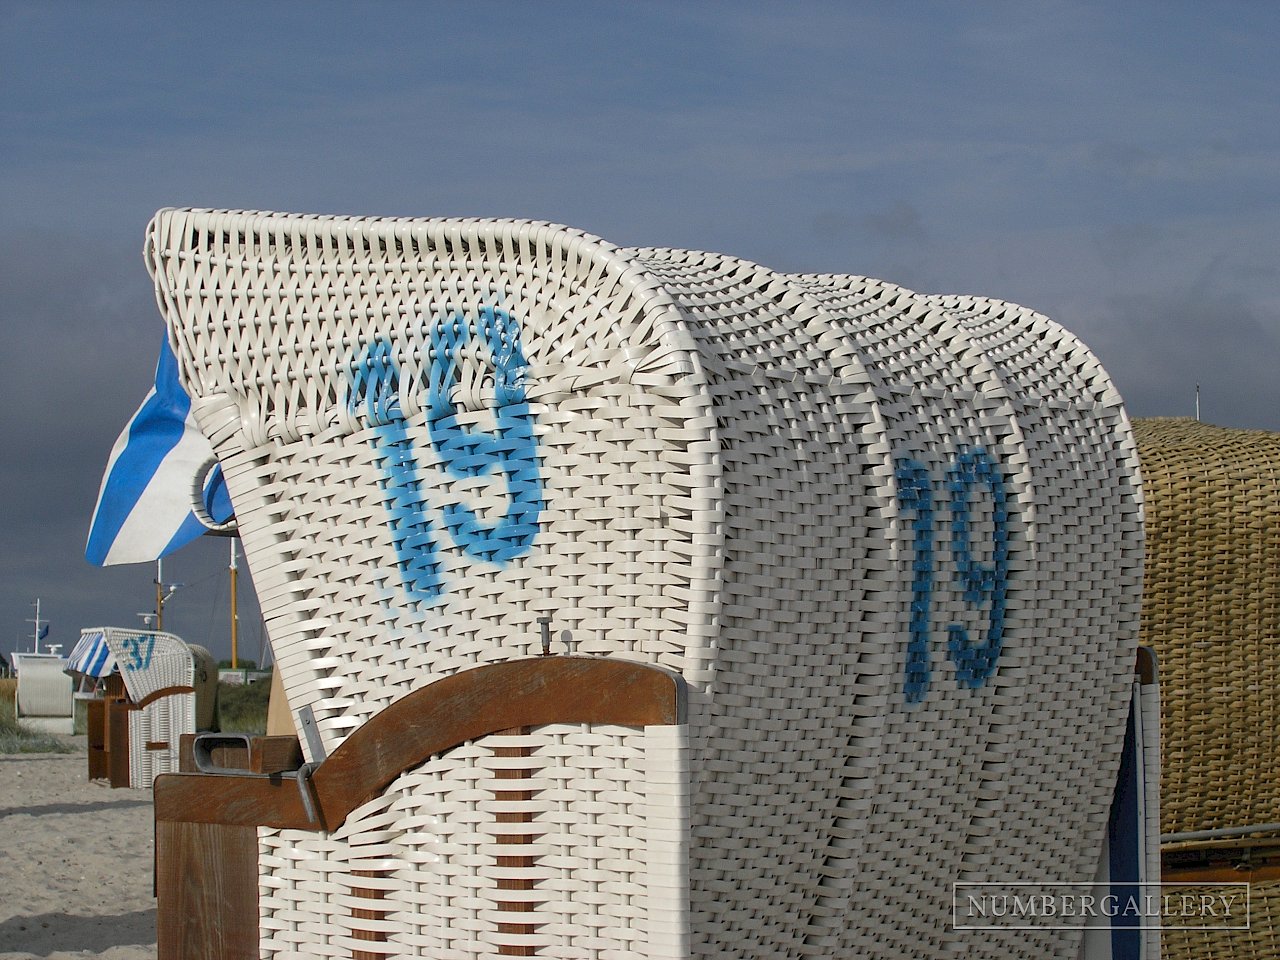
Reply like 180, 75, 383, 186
0, 677, 76, 754
215, 677, 271, 734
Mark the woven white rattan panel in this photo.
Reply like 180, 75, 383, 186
145, 211, 1142, 959
127, 692, 194, 789
258, 723, 687, 959
147, 212, 712, 749
751, 276, 1144, 957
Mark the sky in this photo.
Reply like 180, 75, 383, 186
2, 1, 1277, 665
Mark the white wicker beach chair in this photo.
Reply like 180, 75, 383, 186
74, 627, 196, 788
146, 211, 1146, 959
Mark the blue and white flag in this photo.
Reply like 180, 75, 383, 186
85, 335, 233, 566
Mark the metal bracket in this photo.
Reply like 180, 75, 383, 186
190, 733, 253, 775
538, 617, 552, 656
296, 704, 327, 763
294, 761, 322, 825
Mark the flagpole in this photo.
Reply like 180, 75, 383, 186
28, 599, 42, 654
155, 559, 164, 632
152, 560, 183, 633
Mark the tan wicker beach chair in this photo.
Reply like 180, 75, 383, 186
1134, 418, 1280, 960
146, 211, 1145, 959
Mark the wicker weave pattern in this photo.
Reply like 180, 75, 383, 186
1160, 878, 1280, 960
930, 293, 1147, 943
147, 214, 710, 747
100, 628, 194, 702
259, 723, 686, 959
1134, 418, 1280, 838
145, 210, 1143, 958
1133, 418, 1279, 960
127, 692, 195, 788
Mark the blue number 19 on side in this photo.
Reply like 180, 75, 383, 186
896, 448, 1009, 703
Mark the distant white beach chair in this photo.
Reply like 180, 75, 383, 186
102, 210, 1151, 958
66, 627, 196, 788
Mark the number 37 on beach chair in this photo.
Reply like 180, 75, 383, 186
89, 210, 1158, 959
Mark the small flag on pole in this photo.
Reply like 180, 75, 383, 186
85, 334, 233, 566
38, 624, 49, 641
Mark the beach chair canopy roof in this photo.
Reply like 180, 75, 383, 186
69, 627, 193, 702
65, 629, 116, 678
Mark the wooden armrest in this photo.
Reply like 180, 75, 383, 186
178, 734, 303, 775
156, 656, 685, 832
155, 656, 684, 960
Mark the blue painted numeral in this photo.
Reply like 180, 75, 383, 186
349, 340, 445, 602
895, 447, 1009, 702
895, 459, 934, 704
121, 634, 155, 672
428, 306, 542, 564
945, 448, 1008, 687
348, 307, 543, 606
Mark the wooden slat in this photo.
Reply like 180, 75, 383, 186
493, 727, 536, 957
155, 770, 314, 828
311, 656, 683, 831
155, 656, 684, 832
87, 698, 106, 749
156, 821, 258, 960
250, 735, 304, 774
107, 699, 133, 788
1135, 645, 1158, 686
265, 667, 296, 738
1164, 836, 1280, 856
350, 868, 390, 960
137, 684, 195, 709
87, 699, 107, 781
1164, 862, 1280, 884
1163, 838, 1280, 884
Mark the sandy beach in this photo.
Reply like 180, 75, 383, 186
0, 742, 155, 960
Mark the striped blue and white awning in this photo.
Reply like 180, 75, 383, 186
66, 630, 116, 678
84, 334, 233, 566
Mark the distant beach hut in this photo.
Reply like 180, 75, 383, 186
11, 652, 73, 733
66, 627, 208, 788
